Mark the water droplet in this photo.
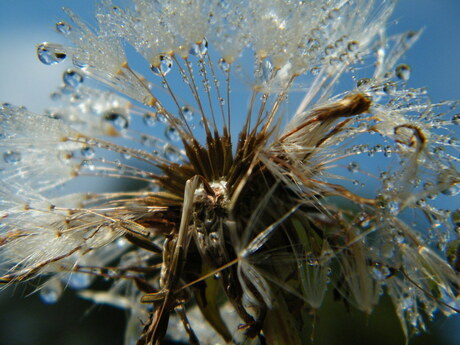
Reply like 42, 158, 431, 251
381, 242, 395, 258
157, 112, 168, 123
63, 69, 83, 88
165, 126, 180, 141
384, 145, 392, 157
103, 111, 129, 130
80, 160, 95, 171
328, 8, 340, 20
452, 209, 460, 227
324, 44, 335, 55
393, 232, 406, 244
347, 40, 359, 52
163, 144, 180, 162
81, 146, 95, 159
310, 66, 320, 75
143, 112, 158, 127
442, 184, 460, 196
357, 213, 370, 229
68, 272, 91, 290
189, 38, 208, 56
3, 151, 21, 164
151, 54, 173, 76
260, 59, 273, 83
383, 82, 396, 95
37, 43, 66, 65
371, 263, 391, 281
400, 295, 414, 310
55, 21, 71, 35
39, 279, 63, 304
218, 58, 230, 73
388, 201, 400, 215
357, 78, 371, 88
452, 114, 460, 125
347, 161, 359, 173
181, 106, 194, 121
395, 64, 411, 81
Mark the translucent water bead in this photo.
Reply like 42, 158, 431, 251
189, 39, 208, 57
63, 69, 84, 88
39, 278, 63, 304
395, 64, 411, 81
103, 111, 129, 130
181, 106, 194, 121
3, 150, 21, 164
37, 42, 67, 65
151, 55, 173, 76
143, 112, 158, 127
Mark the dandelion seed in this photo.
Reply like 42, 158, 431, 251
1, 1, 459, 345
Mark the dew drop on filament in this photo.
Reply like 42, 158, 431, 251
347, 161, 359, 173
37, 43, 67, 65
218, 58, 230, 73
63, 69, 84, 88
165, 126, 180, 141
103, 111, 129, 130
189, 39, 208, 57
163, 144, 180, 162
143, 112, 158, 127
68, 272, 92, 290
55, 21, 71, 35
81, 146, 95, 159
151, 55, 173, 76
181, 106, 194, 121
347, 40, 359, 52
39, 278, 63, 304
452, 114, 460, 125
3, 150, 21, 164
395, 64, 411, 81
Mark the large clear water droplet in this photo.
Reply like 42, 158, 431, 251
165, 126, 180, 141
395, 64, 411, 81
39, 278, 63, 304
181, 106, 194, 121
347, 161, 359, 173
189, 39, 208, 56
157, 112, 168, 124
151, 55, 173, 76
163, 144, 180, 162
81, 146, 95, 159
55, 21, 71, 35
143, 112, 158, 127
347, 40, 359, 52
3, 150, 21, 164
383, 82, 396, 95
218, 58, 230, 73
68, 272, 92, 290
371, 263, 391, 281
260, 59, 273, 83
63, 69, 83, 88
442, 184, 460, 196
357, 78, 371, 88
37, 43, 66, 65
103, 111, 129, 130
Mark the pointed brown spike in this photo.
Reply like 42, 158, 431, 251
314, 93, 371, 120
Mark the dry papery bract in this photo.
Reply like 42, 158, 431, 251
1, 1, 459, 345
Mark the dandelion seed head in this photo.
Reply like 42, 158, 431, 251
1, 0, 459, 344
